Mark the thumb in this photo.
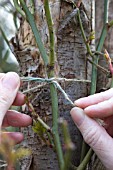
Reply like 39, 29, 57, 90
70, 107, 113, 169
0, 72, 20, 126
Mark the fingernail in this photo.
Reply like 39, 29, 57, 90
2, 72, 20, 90
84, 106, 93, 113
70, 107, 85, 126
74, 99, 82, 106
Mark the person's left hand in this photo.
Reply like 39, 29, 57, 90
0, 72, 32, 144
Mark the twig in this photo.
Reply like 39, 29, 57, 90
23, 84, 47, 94
87, 58, 110, 74
77, 9, 93, 58
93, 51, 105, 57
54, 78, 91, 83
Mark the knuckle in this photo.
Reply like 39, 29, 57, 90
83, 127, 100, 148
0, 94, 11, 106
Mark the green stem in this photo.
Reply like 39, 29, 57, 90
0, 26, 10, 48
47, 131, 55, 149
50, 84, 64, 170
77, 7, 94, 163
77, 0, 109, 167
77, 9, 93, 58
77, 149, 94, 170
13, 0, 25, 18
61, 119, 74, 170
44, 1, 64, 169
87, 58, 109, 74
19, 0, 49, 66
37, 117, 51, 131
90, 0, 109, 94
104, 0, 109, 24
29, 0, 35, 14
44, 0, 55, 68
80, 142, 89, 163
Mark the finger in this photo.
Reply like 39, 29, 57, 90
0, 72, 20, 126
1, 132, 24, 144
70, 107, 113, 170
0, 73, 5, 78
74, 88, 113, 108
84, 97, 113, 118
2, 110, 32, 127
13, 92, 25, 106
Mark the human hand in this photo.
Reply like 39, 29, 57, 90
0, 72, 32, 144
70, 88, 113, 170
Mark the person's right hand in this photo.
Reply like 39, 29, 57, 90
71, 88, 113, 170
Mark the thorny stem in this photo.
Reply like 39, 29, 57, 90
19, 0, 49, 66
44, 1, 64, 169
77, 9, 94, 58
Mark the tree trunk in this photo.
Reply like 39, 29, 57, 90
12, 0, 107, 169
